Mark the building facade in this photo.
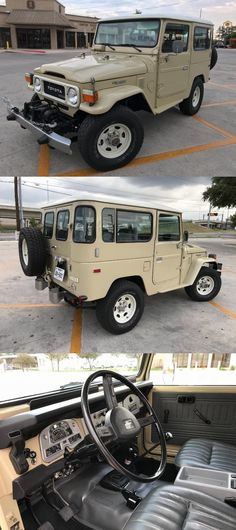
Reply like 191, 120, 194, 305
0, 0, 98, 49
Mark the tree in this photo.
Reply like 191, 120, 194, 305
230, 213, 236, 229
46, 353, 68, 371
203, 177, 236, 208
79, 353, 99, 370
29, 216, 38, 228
13, 353, 37, 371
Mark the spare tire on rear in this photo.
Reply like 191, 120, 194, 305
210, 47, 218, 70
19, 227, 47, 276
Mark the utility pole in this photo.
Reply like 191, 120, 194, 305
207, 203, 211, 228
18, 177, 24, 229
14, 177, 20, 232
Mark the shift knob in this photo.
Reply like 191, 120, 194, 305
165, 432, 173, 441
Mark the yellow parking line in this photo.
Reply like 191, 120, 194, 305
38, 144, 50, 176
202, 99, 236, 108
223, 267, 236, 276
208, 81, 236, 92
208, 301, 236, 320
56, 136, 236, 176
0, 303, 63, 308
70, 308, 82, 353
192, 115, 234, 138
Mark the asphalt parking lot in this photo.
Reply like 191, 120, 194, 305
0, 49, 236, 177
0, 236, 235, 354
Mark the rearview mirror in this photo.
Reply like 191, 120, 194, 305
183, 230, 189, 242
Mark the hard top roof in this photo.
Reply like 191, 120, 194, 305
99, 14, 213, 26
40, 193, 182, 214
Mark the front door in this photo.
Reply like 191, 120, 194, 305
153, 212, 182, 290
57, 30, 64, 49
157, 21, 190, 108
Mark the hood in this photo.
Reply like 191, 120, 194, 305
185, 243, 208, 255
36, 53, 147, 84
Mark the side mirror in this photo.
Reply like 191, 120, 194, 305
183, 230, 189, 242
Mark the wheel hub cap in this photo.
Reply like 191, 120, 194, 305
113, 294, 137, 324
22, 239, 29, 266
196, 275, 214, 295
192, 86, 200, 107
97, 123, 132, 159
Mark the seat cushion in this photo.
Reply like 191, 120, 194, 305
123, 485, 236, 530
175, 438, 236, 473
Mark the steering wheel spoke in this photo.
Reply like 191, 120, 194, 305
103, 374, 118, 410
138, 414, 155, 429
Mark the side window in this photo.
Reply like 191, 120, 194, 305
43, 212, 54, 239
73, 206, 96, 243
117, 210, 152, 242
150, 353, 232, 385
193, 26, 211, 50
162, 23, 189, 53
158, 213, 180, 241
56, 210, 70, 241
102, 208, 115, 242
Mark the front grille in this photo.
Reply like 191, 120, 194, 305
44, 81, 65, 100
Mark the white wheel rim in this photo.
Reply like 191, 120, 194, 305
97, 123, 132, 159
113, 294, 137, 324
196, 275, 214, 296
22, 239, 29, 266
192, 86, 201, 108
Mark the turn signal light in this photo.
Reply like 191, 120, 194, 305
25, 72, 34, 85
82, 89, 98, 105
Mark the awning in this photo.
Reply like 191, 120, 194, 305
7, 10, 76, 28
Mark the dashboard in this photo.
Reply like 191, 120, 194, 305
39, 393, 142, 463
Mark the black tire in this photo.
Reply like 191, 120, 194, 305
185, 266, 221, 302
179, 78, 204, 116
18, 227, 47, 276
96, 280, 145, 334
210, 47, 218, 70
77, 105, 144, 171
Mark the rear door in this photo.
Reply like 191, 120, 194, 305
43, 206, 72, 284
153, 212, 182, 290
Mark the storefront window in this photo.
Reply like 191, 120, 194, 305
66, 31, 75, 47
16, 28, 51, 49
0, 28, 11, 48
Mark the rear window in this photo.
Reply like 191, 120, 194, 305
117, 210, 152, 242
73, 206, 96, 243
194, 26, 211, 50
43, 212, 54, 239
56, 210, 70, 241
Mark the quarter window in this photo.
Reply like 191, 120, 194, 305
158, 213, 180, 241
162, 23, 189, 53
117, 210, 152, 242
43, 212, 54, 239
102, 208, 115, 242
56, 210, 70, 241
73, 206, 96, 243
194, 27, 211, 50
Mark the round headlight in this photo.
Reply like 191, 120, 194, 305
34, 77, 41, 93
67, 87, 78, 105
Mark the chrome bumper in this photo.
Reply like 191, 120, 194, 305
7, 107, 72, 155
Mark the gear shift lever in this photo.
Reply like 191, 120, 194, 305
165, 432, 173, 442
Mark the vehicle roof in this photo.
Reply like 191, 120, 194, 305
99, 14, 213, 26
40, 193, 182, 213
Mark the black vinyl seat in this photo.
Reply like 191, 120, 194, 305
123, 484, 236, 530
175, 438, 236, 473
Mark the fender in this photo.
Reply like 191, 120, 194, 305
79, 85, 148, 115
184, 258, 220, 287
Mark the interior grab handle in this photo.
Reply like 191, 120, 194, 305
194, 408, 211, 425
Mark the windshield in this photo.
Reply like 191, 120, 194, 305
0, 353, 141, 402
95, 19, 160, 48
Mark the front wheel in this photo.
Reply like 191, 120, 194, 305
179, 78, 204, 116
77, 105, 144, 171
96, 280, 145, 334
185, 266, 222, 302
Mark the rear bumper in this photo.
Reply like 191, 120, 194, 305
7, 107, 72, 155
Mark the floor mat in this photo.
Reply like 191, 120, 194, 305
20, 497, 91, 530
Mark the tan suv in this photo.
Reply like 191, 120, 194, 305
7, 15, 217, 171
18, 195, 222, 334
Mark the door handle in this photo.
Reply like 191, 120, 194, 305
156, 257, 163, 262
194, 408, 211, 425
51, 245, 57, 249
182, 65, 189, 70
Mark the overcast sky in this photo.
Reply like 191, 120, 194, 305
0, 177, 234, 221
0, 0, 234, 30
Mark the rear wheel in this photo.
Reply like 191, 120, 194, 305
19, 227, 47, 276
77, 105, 144, 171
185, 266, 221, 301
96, 280, 145, 334
179, 78, 204, 116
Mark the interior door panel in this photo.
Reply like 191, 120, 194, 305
151, 388, 236, 446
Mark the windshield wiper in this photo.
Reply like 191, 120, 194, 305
129, 45, 142, 52
99, 43, 116, 51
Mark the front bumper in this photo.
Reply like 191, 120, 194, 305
7, 107, 72, 155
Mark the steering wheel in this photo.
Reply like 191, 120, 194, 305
81, 370, 167, 483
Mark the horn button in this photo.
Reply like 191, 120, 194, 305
105, 406, 141, 441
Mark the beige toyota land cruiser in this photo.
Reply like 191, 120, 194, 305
18, 194, 222, 334
7, 15, 217, 171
